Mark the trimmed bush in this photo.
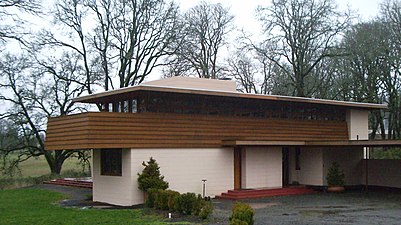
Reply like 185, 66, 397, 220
229, 202, 254, 225
154, 189, 180, 210
198, 200, 214, 220
166, 190, 180, 211
155, 189, 169, 210
176, 192, 198, 215
230, 218, 248, 225
146, 189, 213, 220
146, 188, 160, 208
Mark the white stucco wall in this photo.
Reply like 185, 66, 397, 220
362, 159, 401, 188
131, 148, 234, 205
92, 149, 133, 206
242, 147, 282, 189
323, 147, 363, 186
346, 109, 369, 140
290, 148, 324, 186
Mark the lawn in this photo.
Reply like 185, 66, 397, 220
0, 155, 90, 189
0, 188, 179, 225
1, 155, 88, 178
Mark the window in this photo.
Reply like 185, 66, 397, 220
123, 100, 129, 112
295, 147, 301, 170
101, 149, 122, 176
131, 99, 137, 113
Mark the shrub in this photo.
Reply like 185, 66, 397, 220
230, 218, 248, 225
137, 157, 168, 193
326, 162, 345, 186
166, 190, 180, 211
176, 192, 198, 215
198, 200, 214, 220
146, 188, 160, 208
147, 189, 180, 210
229, 202, 254, 225
155, 189, 169, 210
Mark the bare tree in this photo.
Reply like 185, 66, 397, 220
111, 0, 180, 87
0, 0, 41, 45
165, 1, 234, 79
0, 53, 87, 174
226, 45, 279, 95
37, 0, 179, 91
226, 51, 258, 93
256, 0, 352, 97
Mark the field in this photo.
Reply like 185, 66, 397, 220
0, 188, 177, 225
0, 156, 90, 189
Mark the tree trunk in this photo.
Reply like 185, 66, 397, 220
44, 151, 65, 175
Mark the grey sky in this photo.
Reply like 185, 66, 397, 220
177, 0, 382, 35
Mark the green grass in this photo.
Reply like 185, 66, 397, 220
1, 156, 90, 189
1, 155, 87, 178
0, 188, 174, 225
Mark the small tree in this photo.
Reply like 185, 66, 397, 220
326, 162, 345, 186
137, 157, 169, 192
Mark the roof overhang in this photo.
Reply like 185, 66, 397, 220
73, 84, 387, 110
222, 140, 401, 147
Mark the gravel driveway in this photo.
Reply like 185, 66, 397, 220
211, 191, 401, 225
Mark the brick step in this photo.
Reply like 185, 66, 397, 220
222, 189, 315, 196
216, 191, 315, 200
216, 188, 316, 200
45, 180, 93, 186
43, 181, 92, 187
44, 181, 93, 187
53, 178, 93, 183
43, 179, 93, 189
220, 191, 314, 199
222, 189, 313, 196
227, 186, 307, 194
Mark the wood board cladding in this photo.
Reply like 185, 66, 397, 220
45, 112, 348, 150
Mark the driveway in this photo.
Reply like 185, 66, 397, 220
35, 184, 401, 224
211, 191, 401, 225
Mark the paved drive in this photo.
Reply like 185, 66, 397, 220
211, 191, 401, 225
35, 185, 401, 224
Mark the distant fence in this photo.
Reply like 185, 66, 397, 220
362, 159, 401, 189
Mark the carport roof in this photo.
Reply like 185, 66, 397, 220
222, 140, 401, 147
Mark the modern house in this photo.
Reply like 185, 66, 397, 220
45, 77, 401, 206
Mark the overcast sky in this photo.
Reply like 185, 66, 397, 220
177, 0, 383, 35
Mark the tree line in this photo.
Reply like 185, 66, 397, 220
1, 0, 400, 175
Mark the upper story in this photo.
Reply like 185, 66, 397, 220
45, 77, 386, 150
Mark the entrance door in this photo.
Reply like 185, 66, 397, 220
282, 147, 290, 186
234, 147, 242, 190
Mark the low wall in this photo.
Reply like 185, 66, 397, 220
362, 159, 401, 188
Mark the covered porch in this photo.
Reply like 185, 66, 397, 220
223, 140, 401, 198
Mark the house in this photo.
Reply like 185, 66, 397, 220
45, 77, 401, 206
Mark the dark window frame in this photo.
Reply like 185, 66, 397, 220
101, 149, 122, 176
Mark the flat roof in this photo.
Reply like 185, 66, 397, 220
222, 140, 401, 147
73, 83, 387, 109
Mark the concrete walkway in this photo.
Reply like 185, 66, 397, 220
33, 184, 138, 209
32, 184, 93, 207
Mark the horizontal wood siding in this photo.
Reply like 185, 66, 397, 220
45, 112, 349, 150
